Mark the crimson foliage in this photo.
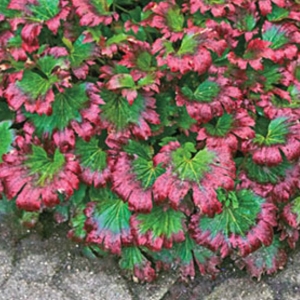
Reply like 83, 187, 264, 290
0, 0, 300, 282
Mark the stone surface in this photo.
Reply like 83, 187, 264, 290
0, 218, 300, 300
57, 256, 132, 300
204, 278, 274, 300
0, 249, 13, 286
129, 272, 178, 300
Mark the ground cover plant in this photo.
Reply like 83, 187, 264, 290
0, 0, 300, 283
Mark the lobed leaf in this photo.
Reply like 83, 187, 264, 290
85, 187, 132, 254
171, 143, 215, 182
131, 205, 185, 251
0, 121, 15, 163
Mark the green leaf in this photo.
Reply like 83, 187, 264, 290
253, 117, 290, 146
0, 0, 21, 18
165, 6, 184, 32
20, 211, 40, 228
69, 204, 88, 241
193, 80, 220, 102
7, 34, 22, 48
136, 52, 152, 71
0, 195, 17, 217
124, 140, 152, 159
116, 74, 135, 88
119, 246, 148, 270
199, 189, 264, 237
240, 236, 286, 279
291, 197, 300, 223
25, 84, 89, 134
69, 35, 94, 67
178, 34, 197, 56
176, 106, 197, 130
75, 137, 107, 172
100, 89, 144, 130
204, 113, 234, 137
88, 188, 132, 244
245, 62, 281, 91
137, 74, 155, 88
267, 5, 289, 21
25, 145, 65, 186
245, 14, 256, 31
16, 70, 57, 99
28, 0, 60, 22
175, 234, 215, 265
37, 56, 66, 77
132, 158, 165, 189
82, 245, 108, 259
135, 206, 185, 239
90, 0, 113, 15
0, 121, 15, 163
244, 156, 291, 184
106, 33, 128, 46
69, 183, 88, 206
262, 25, 288, 49
172, 143, 216, 181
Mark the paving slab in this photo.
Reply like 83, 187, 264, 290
204, 278, 274, 300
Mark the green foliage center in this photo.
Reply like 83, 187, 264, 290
200, 189, 263, 237
253, 117, 290, 146
100, 90, 144, 130
172, 142, 215, 181
204, 113, 234, 137
25, 146, 65, 186
136, 206, 184, 239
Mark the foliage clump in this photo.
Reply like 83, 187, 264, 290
0, 0, 300, 282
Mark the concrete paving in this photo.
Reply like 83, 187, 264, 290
0, 218, 299, 300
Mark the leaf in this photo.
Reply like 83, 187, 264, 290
100, 89, 144, 130
0, 121, 15, 163
68, 204, 88, 242
291, 197, 300, 224
108, 74, 135, 89
176, 106, 197, 130
253, 117, 290, 146
262, 25, 288, 49
0, 195, 17, 217
132, 158, 165, 189
25, 84, 89, 134
0, 0, 20, 18
204, 113, 234, 137
244, 14, 256, 31
132, 205, 185, 250
165, 6, 184, 32
174, 234, 220, 277
136, 51, 152, 71
85, 188, 132, 254
16, 70, 57, 100
75, 137, 107, 173
28, 0, 60, 21
37, 56, 66, 77
199, 189, 264, 238
90, 0, 113, 15
69, 35, 95, 67
266, 5, 289, 22
20, 211, 40, 228
24, 146, 65, 186
244, 156, 291, 184
177, 34, 198, 56
236, 236, 287, 280
124, 140, 152, 160
193, 80, 220, 102
106, 33, 128, 46
171, 143, 216, 181
119, 246, 156, 282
